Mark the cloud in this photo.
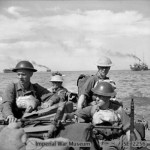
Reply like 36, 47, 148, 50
1, 8, 150, 43
0, 6, 150, 71
0, 16, 35, 40
40, 10, 150, 36
6, 6, 26, 17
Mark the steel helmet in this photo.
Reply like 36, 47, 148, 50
50, 75, 63, 82
12, 61, 37, 72
91, 82, 116, 97
97, 57, 112, 67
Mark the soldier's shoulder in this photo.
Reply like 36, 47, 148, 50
5, 82, 16, 90
109, 100, 123, 110
32, 83, 47, 90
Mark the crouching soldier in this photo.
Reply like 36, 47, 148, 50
75, 81, 141, 150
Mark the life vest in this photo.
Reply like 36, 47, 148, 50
16, 95, 39, 110
12, 83, 40, 118
92, 109, 121, 125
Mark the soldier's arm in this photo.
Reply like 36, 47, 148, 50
34, 83, 53, 102
77, 77, 96, 109
2, 83, 15, 118
75, 106, 93, 122
58, 88, 68, 102
77, 94, 86, 109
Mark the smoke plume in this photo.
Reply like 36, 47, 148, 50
103, 49, 141, 61
32, 61, 50, 70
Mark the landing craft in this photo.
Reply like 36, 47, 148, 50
0, 96, 150, 150
3, 69, 13, 73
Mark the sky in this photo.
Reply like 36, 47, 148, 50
0, 0, 150, 71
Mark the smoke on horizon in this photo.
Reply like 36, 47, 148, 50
31, 61, 50, 70
102, 49, 141, 61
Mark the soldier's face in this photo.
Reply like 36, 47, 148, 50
51, 82, 62, 89
17, 69, 33, 85
94, 94, 110, 107
97, 66, 110, 78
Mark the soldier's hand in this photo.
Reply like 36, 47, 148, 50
41, 101, 53, 109
25, 106, 33, 113
6, 115, 17, 124
0, 122, 27, 150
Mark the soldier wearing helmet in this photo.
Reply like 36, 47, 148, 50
77, 56, 116, 109
2, 61, 57, 124
75, 82, 135, 150
41, 72, 69, 108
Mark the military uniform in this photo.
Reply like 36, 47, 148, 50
76, 100, 130, 150
40, 86, 69, 108
80, 75, 116, 105
2, 82, 54, 119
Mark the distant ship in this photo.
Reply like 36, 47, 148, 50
3, 69, 13, 73
130, 62, 148, 71
47, 69, 51, 72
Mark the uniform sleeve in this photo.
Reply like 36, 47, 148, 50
109, 80, 116, 90
58, 88, 68, 102
81, 76, 97, 98
117, 107, 130, 132
34, 83, 53, 102
75, 106, 93, 122
49, 88, 68, 104
49, 94, 60, 104
2, 83, 15, 118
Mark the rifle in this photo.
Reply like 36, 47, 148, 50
0, 117, 75, 139
130, 98, 135, 150
94, 125, 122, 129
0, 118, 54, 126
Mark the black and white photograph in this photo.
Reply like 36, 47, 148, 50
0, 0, 150, 150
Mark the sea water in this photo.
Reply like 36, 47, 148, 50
0, 70, 150, 121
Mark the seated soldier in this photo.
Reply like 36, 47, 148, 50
75, 81, 141, 150
41, 72, 69, 109
39, 72, 74, 122
2, 61, 57, 124
77, 56, 116, 109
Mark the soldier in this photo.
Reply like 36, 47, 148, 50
77, 56, 116, 109
1, 61, 57, 124
76, 82, 141, 150
41, 72, 69, 108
